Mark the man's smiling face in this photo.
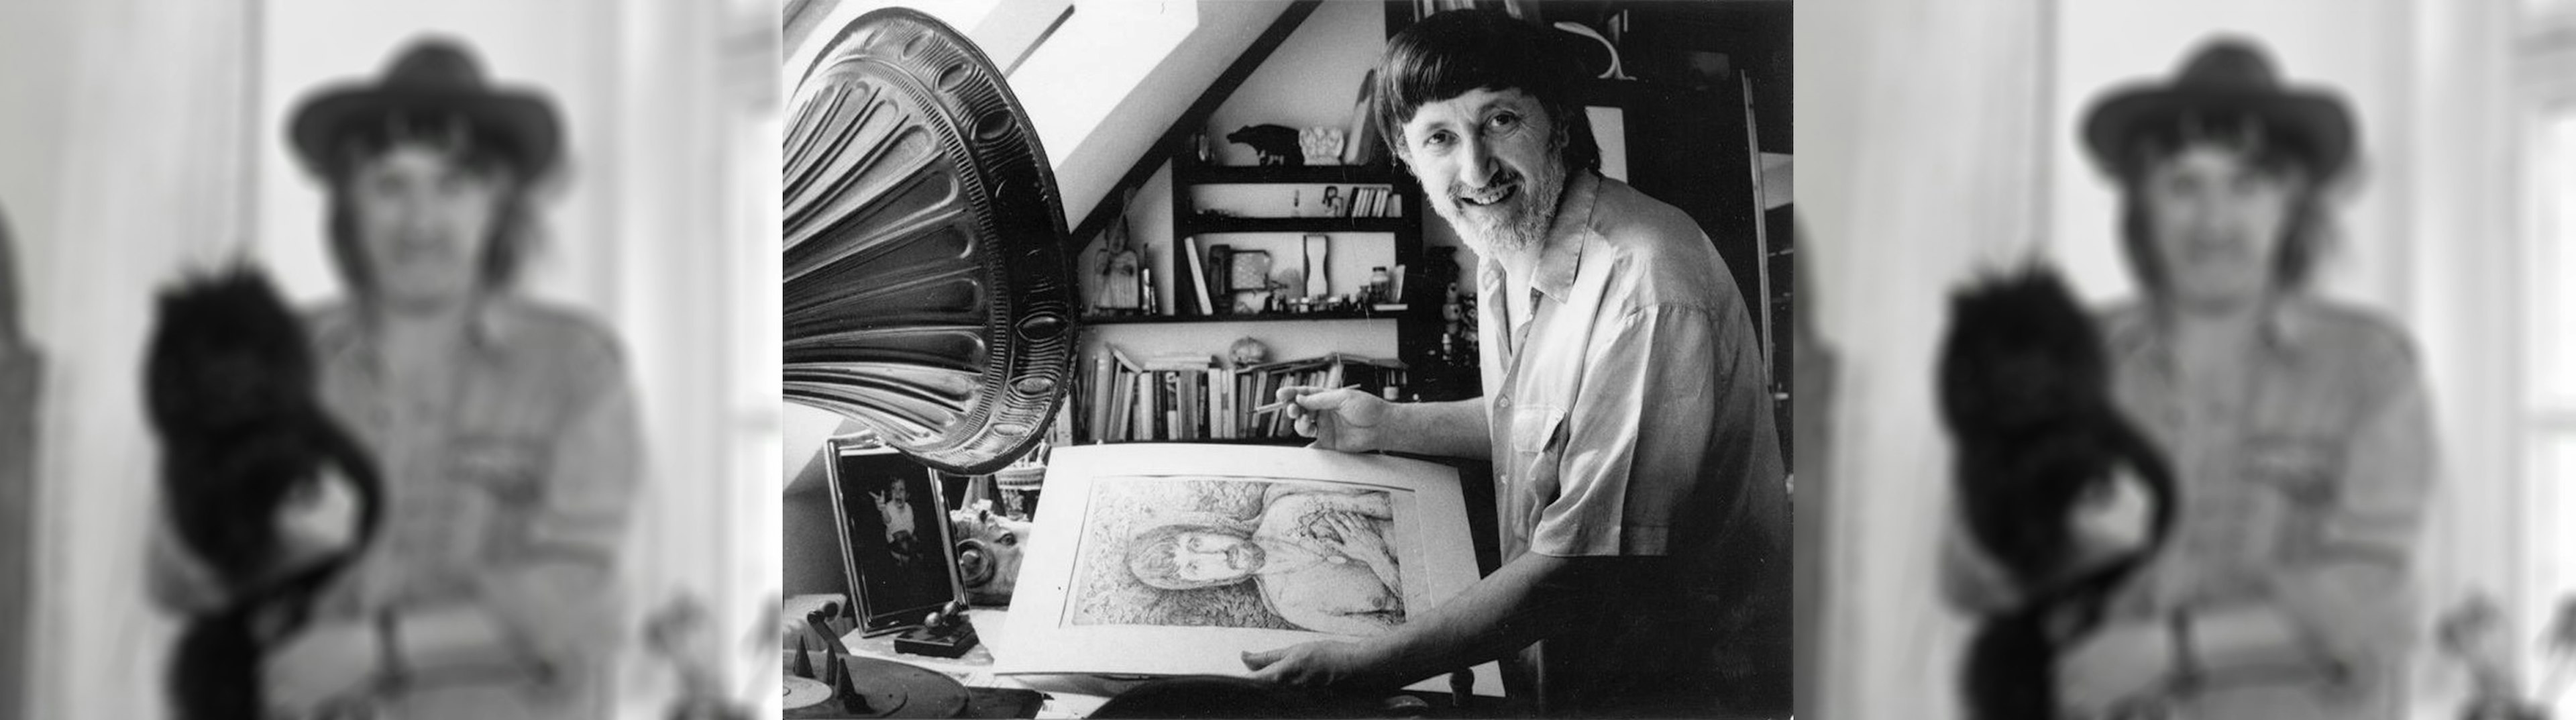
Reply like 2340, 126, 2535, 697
1396, 87, 1568, 256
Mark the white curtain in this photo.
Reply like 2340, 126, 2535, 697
21, 1, 259, 718
1800, 0, 2051, 718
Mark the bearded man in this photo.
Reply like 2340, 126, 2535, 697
1246, 9, 1790, 717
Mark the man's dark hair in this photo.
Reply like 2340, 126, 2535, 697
2111, 110, 2335, 296
320, 109, 544, 295
1371, 9, 1599, 174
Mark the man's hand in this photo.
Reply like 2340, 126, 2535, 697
1242, 640, 1383, 688
1279, 387, 1393, 452
264, 617, 383, 715
2055, 617, 2175, 717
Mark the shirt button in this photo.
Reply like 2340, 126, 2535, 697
1497, 396, 1511, 409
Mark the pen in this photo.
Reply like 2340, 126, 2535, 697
1252, 384, 1364, 414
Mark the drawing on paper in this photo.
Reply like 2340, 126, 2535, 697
1065, 476, 1408, 636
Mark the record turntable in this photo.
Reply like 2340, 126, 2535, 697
785, 603, 1040, 719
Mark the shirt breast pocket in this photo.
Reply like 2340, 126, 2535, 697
451, 433, 553, 505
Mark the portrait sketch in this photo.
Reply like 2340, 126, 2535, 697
1000, 444, 1495, 695
1065, 476, 1409, 636
826, 446, 957, 631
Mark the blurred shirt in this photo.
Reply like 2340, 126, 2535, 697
1, 338, 36, 720
305, 298, 641, 720
1476, 171, 1791, 716
2096, 298, 2433, 720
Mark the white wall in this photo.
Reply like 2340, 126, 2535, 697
1076, 0, 1406, 370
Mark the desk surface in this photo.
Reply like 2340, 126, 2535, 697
839, 609, 1111, 719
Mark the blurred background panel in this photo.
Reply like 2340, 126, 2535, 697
0, 0, 780, 717
1802, 0, 2569, 717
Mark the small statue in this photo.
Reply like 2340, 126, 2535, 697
1227, 124, 1303, 166
1298, 127, 1345, 166
1230, 337, 1269, 366
1094, 189, 1143, 313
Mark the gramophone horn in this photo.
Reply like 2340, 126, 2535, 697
784, 8, 1077, 475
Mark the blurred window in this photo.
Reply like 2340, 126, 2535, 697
2520, 4, 2576, 713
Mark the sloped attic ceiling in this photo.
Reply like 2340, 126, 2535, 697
778, 0, 1296, 486
782, 0, 1296, 236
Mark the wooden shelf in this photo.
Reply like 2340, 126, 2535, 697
1085, 309, 1403, 325
1179, 215, 1411, 235
1175, 162, 1403, 185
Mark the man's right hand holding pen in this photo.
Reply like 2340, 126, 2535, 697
1273, 385, 1391, 453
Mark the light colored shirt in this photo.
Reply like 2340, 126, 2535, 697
2099, 298, 2432, 720
1474, 171, 1790, 714
0, 341, 36, 720
301, 298, 642, 720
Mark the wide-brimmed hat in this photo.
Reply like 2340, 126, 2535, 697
2082, 38, 2353, 180
288, 38, 561, 177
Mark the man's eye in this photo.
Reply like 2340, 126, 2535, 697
1424, 131, 1453, 148
1487, 113, 1520, 132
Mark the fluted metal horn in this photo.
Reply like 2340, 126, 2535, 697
784, 8, 1077, 475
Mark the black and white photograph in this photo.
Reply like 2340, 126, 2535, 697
779, 0, 1789, 716
826, 444, 960, 633
1802, 0, 2576, 719
1064, 476, 1407, 636
1, 1, 779, 718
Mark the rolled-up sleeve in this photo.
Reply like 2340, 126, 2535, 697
1540, 303, 1778, 558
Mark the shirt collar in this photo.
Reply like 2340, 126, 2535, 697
313, 296, 515, 366
1527, 170, 1600, 302
2111, 294, 2311, 373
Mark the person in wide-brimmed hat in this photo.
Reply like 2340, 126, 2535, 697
1938, 37, 2435, 720
147, 37, 643, 720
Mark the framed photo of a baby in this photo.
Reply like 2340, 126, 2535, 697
823, 438, 963, 634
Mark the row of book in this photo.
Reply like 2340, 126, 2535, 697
1079, 348, 1409, 444
1307, 185, 1404, 219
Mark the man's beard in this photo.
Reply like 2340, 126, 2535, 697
1427, 152, 1570, 257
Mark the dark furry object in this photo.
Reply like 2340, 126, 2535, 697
146, 268, 384, 720
1226, 124, 1304, 166
1936, 267, 2178, 720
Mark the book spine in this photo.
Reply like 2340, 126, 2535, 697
1185, 238, 1212, 317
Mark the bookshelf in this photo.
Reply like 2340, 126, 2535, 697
1073, 350, 1412, 446
1066, 0, 1481, 448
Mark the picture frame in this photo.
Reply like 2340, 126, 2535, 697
822, 438, 965, 635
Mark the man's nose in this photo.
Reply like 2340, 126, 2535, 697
1457, 136, 1495, 188
2183, 193, 2241, 242
394, 197, 445, 239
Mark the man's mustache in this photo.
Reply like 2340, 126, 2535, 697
1446, 169, 1523, 202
